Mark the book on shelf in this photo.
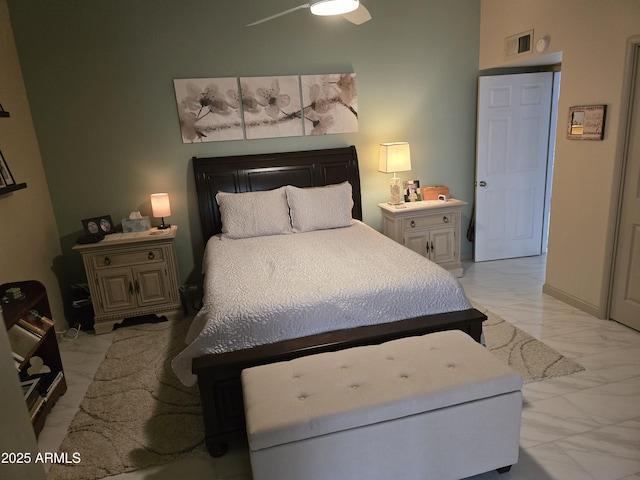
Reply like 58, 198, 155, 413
29, 395, 46, 422
20, 310, 54, 336
31, 371, 64, 398
17, 318, 43, 337
8, 322, 41, 362
21, 378, 41, 408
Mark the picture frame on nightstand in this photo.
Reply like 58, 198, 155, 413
404, 179, 420, 202
82, 215, 115, 235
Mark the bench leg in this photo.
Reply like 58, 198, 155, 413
497, 465, 512, 474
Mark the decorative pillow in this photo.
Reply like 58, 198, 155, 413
215, 187, 293, 239
286, 182, 354, 233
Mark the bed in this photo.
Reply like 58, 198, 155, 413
178, 146, 486, 457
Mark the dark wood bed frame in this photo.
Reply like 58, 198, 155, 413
191, 146, 486, 457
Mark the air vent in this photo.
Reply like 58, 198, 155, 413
505, 30, 534, 58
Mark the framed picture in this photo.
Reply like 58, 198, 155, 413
567, 105, 606, 140
82, 215, 115, 235
0, 150, 16, 187
404, 179, 421, 202
173, 77, 244, 143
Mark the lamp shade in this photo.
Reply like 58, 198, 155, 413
150, 193, 171, 218
378, 142, 411, 174
310, 0, 359, 16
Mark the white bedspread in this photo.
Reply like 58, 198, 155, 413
172, 221, 471, 386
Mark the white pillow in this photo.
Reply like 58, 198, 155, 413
286, 182, 354, 233
216, 187, 293, 239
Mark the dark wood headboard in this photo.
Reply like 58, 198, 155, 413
193, 146, 363, 241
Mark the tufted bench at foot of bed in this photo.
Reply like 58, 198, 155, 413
241, 330, 523, 480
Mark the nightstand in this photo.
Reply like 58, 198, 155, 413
378, 200, 467, 276
73, 226, 182, 333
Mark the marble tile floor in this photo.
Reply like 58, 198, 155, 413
38, 255, 640, 479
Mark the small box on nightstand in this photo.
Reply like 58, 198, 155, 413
122, 217, 151, 233
422, 186, 450, 200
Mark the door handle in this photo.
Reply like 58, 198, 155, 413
479, 181, 487, 187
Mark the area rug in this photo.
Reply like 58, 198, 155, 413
48, 305, 583, 480
478, 304, 585, 384
47, 317, 207, 480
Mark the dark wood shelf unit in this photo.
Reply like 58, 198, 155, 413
2, 280, 67, 437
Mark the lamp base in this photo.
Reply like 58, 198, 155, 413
158, 218, 171, 230
389, 176, 404, 205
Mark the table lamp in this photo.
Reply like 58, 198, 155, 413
150, 193, 171, 229
378, 142, 411, 205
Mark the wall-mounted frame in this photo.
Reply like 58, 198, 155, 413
0, 149, 16, 188
0, 113, 28, 196
567, 105, 606, 140
173, 72, 358, 143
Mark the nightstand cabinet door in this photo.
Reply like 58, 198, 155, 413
135, 264, 171, 307
405, 227, 456, 265
404, 231, 429, 257
430, 226, 456, 265
97, 267, 137, 313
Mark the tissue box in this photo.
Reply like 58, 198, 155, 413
122, 217, 151, 233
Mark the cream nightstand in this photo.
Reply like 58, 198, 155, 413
378, 200, 467, 277
73, 226, 182, 333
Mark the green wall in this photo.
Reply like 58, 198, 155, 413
8, 0, 480, 286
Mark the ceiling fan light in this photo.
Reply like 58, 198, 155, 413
310, 0, 359, 16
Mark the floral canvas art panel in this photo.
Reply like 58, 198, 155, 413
174, 78, 244, 143
301, 73, 358, 136
240, 76, 303, 140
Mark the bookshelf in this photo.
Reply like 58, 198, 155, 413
1, 280, 67, 436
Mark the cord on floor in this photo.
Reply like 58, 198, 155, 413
56, 323, 82, 342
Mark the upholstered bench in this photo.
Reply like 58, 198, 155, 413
241, 330, 523, 480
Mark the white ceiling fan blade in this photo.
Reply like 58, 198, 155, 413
341, 3, 371, 25
246, 3, 310, 26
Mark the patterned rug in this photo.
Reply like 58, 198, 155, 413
48, 306, 583, 480
478, 305, 585, 384
48, 317, 207, 480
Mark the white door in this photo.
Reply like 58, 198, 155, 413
475, 72, 554, 262
610, 45, 640, 331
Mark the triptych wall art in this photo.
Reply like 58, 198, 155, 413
173, 73, 358, 143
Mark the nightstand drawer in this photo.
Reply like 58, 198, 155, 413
90, 248, 164, 269
403, 213, 456, 231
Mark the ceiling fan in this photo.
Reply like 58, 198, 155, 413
247, 0, 371, 27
